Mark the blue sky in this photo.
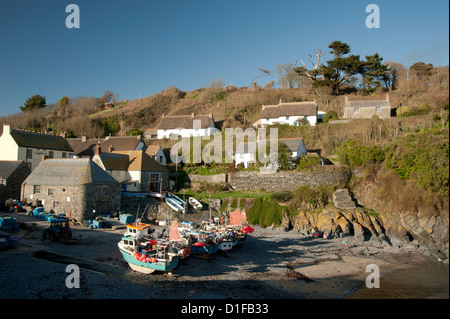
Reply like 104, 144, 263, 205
0, 0, 448, 117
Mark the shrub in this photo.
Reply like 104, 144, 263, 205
270, 190, 293, 203
337, 140, 385, 167
322, 110, 338, 123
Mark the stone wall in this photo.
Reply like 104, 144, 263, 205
187, 173, 227, 185
228, 170, 349, 192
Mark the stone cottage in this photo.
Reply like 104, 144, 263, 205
21, 158, 121, 221
343, 94, 391, 119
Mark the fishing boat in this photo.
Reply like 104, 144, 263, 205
165, 197, 184, 212
188, 197, 203, 210
121, 191, 165, 198
188, 230, 219, 259
118, 222, 178, 274
168, 221, 191, 260
165, 192, 186, 212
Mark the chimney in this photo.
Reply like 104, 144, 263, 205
209, 113, 213, 119
386, 93, 390, 101
162, 113, 165, 119
60, 131, 67, 139
191, 112, 195, 118
345, 96, 349, 104
95, 141, 101, 156
3, 124, 11, 135
262, 105, 265, 111
108, 146, 114, 153
81, 135, 87, 142
279, 99, 282, 105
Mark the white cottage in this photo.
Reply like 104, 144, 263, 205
235, 138, 307, 168
259, 101, 318, 127
157, 113, 216, 139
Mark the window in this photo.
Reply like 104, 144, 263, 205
26, 149, 33, 159
53, 201, 59, 208
354, 108, 360, 113
375, 107, 381, 112
33, 185, 40, 194
286, 116, 289, 120
48, 188, 53, 196
159, 156, 164, 163
48, 151, 54, 159
62, 152, 66, 158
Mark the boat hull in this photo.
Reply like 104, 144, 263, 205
118, 245, 178, 273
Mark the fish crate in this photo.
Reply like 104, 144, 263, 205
119, 214, 135, 224
93, 219, 108, 229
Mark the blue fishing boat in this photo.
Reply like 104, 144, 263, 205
117, 222, 179, 274
188, 231, 219, 259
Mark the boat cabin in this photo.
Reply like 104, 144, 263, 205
124, 222, 152, 238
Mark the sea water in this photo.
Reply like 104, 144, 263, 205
344, 261, 449, 299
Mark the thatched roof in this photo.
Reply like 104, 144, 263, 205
260, 102, 317, 119
157, 114, 214, 130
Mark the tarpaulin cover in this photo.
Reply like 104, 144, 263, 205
230, 209, 247, 226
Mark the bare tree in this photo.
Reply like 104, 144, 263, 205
247, 68, 271, 88
295, 49, 327, 81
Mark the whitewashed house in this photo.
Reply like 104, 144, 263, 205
235, 138, 307, 168
157, 113, 216, 139
0, 124, 74, 170
258, 101, 318, 127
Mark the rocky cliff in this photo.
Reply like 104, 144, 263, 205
283, 189, 448, 261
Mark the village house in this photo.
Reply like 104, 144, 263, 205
0, 124, 74, 170
235, 138, 307, 168
145, 145, 167, 166
92, 145, 169, 193
157, 113, 216, 139
67, 134, 145, 158
343, 94, 391, 119
21, 158, 121, 221
143, 128, 158, 139
0, 160, 31, 204
257, 101, 318, 127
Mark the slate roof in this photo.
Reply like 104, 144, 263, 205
22, 159, 118, 186
260, 102, 317, 119
67, 138, 101, 157
10, 130, 73, 152
157, 114, 214, 130
67, 135, 142, 157
346, 100, 391, 108
0, 160, 26, 180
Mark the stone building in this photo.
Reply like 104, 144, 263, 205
343, 94, 391, 119
0, 160, 31, 205
21, 158, 121, 221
